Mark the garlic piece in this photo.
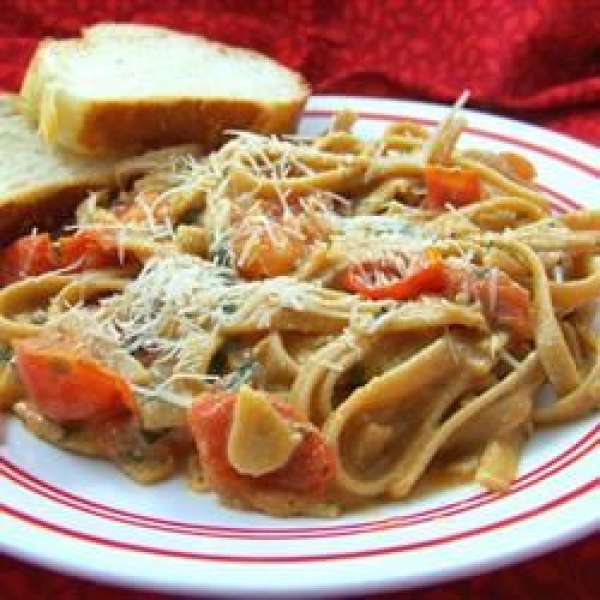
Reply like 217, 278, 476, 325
227, 385, 301, 477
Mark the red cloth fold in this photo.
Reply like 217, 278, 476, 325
0, 1, 598, 598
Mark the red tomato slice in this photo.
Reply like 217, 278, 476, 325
14, 337, 135, 423
0, 233, 58, 285
424, 165, 481, 209
188, 392, 336, 503
444, 266, 532, 337
343, 258, 448, 301
59, 231, 121, 271
470, 272, 532, 338
0, 230, 125, 286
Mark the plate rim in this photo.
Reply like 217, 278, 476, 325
1, 93, 598, 598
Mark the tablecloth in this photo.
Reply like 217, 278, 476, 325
0, 1, 598, 598
0, 533, 597, 599
0, 0, 599, 145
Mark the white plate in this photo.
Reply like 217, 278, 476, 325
1, 96, 598, 599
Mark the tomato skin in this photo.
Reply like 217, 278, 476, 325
0, 230, 123, 286
188, 393, 336, 501
445, 268, 532, 338
499, 151, 537, 181
14, 337, 134, 423
231, 225, 305, 279
469, 274, 532, 338
343, 259, 448, 301
424, 165, 481, 209
343, 257, 531, 337
0, 233, 58, 285
59, 231, 121, 271
229, 192, 335, 280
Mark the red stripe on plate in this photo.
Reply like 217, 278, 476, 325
538, 185, 582, 211
2, 481, 594, 563
1, 425, 596, 539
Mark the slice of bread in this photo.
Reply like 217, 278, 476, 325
0, 93, 119, 243
20, 23, 310, 155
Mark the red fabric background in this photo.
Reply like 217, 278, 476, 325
0, 1, 598, 598
0, 0, 599, 145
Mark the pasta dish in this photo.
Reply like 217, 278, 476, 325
1, 97, 598, 517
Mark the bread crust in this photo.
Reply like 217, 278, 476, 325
0, 180, 113, 245
72, 95, 308, 155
